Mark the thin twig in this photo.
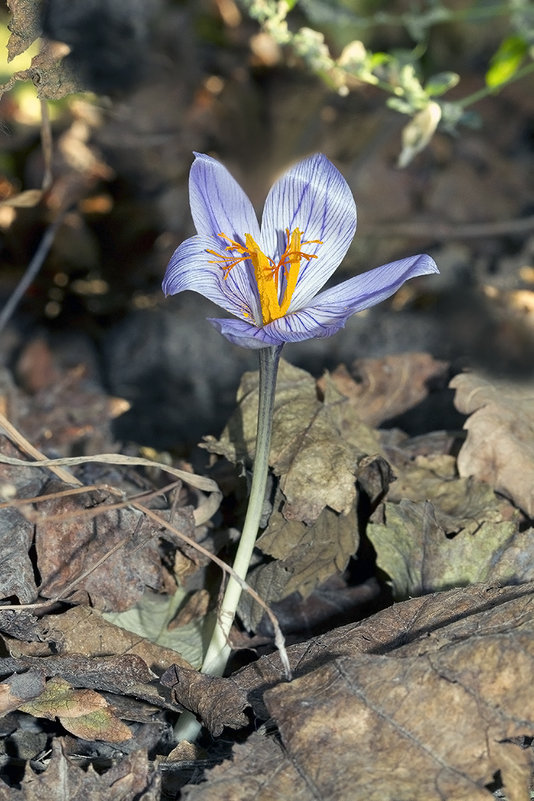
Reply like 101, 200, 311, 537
8, 480, 178, 521
0, 213, 66, 335
365, 214, 534, 241
40, 99, 53, 193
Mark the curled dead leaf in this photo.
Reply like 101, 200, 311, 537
451, 372, 534, 516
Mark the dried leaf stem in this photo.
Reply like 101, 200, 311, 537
174, 343, 285, 743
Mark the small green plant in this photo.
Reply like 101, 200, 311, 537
241, 0, 534, 164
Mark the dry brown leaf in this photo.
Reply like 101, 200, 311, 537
325, 352, 449, 426
0, 438, 48, 603
182, 733, 304, 801
368, 439, 525, 599
0, 609, 42, 641
59, 705, 133, 743
6, 0, 42, 60
34, 480, 162, 611
237, 559, 293, 632
3, 653, 156, 696
0, 670, 45, 715
229, 583, 534, 719
1, 651, 181, 728
161, 666, 249, 737
204, 360, 380, 523
451, 372, 534, 516
251, 574, 380, 640
19, 676, 133, 742
3, 40, 84, 100
253, 498, 359, 599
263, 638, 534, 801
184, 583, 534, 801
7, 605, 193, 674
0, 506, 37, 603
385, 452, 506, 521
15, 344, 129, 453
10, 739, 160, 800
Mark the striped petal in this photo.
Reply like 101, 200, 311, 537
189, 153, 261, 242
208, 317, 280, 349
261, 154, 357, 310
163, 234, 260, 321
258, 254, 439, 343
189, 153, 263, 313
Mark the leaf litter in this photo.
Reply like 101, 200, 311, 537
2, 349, 534, 801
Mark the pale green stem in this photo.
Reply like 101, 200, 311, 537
174, 344, 283, 743
458, 60, 534, 108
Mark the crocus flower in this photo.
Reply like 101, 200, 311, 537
163, 152, 438, 349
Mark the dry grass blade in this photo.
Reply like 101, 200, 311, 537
0, 413, 291, 678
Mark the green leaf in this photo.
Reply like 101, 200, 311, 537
368, 499, 528, 601
386, 97, 413, 115
103, 589, 212, 669
486, 35, 528, 89
369, 51, 391, 69
424, 71, 459, 97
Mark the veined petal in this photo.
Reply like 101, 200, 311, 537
208, 317, 281, 349
189, 153, 261, 243
163, 234, 260, 321
261, 154, 357, 309
261, 254, 439, 342
309, 253, 438, 312
189, 154, 262, 314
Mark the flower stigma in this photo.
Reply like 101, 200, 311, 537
207, 229, 322, 325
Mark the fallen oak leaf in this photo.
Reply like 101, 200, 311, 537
6, 0, 42, 60
262, 632, 534, 801
0, 652, 183, 718
34, 479, 164, 612
384, 451, 512, 526
225, 582, 534, 721
0, 436, 47, 603
58, 705, 133, 743
181, 732, 301, 801
323, 352, 449, 427
5, 604, 194, 675
238, 496, 359, 629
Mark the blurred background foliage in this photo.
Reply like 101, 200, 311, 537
241, 0, 534, 164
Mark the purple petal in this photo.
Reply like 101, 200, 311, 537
162, 234, 261, 321
189, 153, 262, 315
310, 253, 439, 311
261, 154, 357, 309
189, 153, 261, 242
260, 254, 439, 342
208, 317, 281, 349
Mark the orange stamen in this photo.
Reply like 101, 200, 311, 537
207, 229, 322, 325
